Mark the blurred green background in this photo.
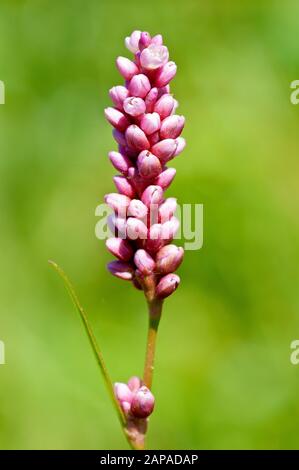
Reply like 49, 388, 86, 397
1, 0, 299, 450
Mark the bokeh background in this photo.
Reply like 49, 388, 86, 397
1, 0, 299, 450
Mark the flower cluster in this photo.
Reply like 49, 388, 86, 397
104, 30, 185, 300
114, 376, 155, 419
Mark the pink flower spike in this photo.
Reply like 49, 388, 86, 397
116, 56, 139, 80
137, 151, 162, 179
134, 249, 155, 275
173, 137, 186, 157
156, 273, 180, 299
126, 217, 148, 240
107, 260, 134, 281
156, 244, 184, 274
160, 115, 185, 139
104, 107, 130, 132
131, 386, 155, 419
155, 61, 177, 87
125, 30, 142, 54
141, 185, 164, 207
128, 74, 151, 98
109, 151, 132, 175
109, 86, 129, 109
128, 199, 148, 219
151, 139, 177, 162
123, 96, 146, 117
106, 237, 133, 262
154, 94, 176, 119
140, 112, 161, 135
155, 168, 176, 189
140, 44, 169, 70
128, 376, 142, 393
145, 87, 159, 112
139, 31, 151, 51
113, 176, 136, 198
125, 125, 150, 151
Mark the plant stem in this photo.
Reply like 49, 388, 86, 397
48, 260, 140, 450
143, 298, 163, 389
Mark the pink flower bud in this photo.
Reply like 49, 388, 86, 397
154, 168, 176, 189
107, 215, 127, 238
104, 107, 130, 132
109, 86, 129, 109
138, 31, 151, 51
154, 94, 176, 119
128, 199, 148, 219
128, 74, 151, 98
107, 260, 134, 280
155, 61, 177, 87
146, 223, 164, 252
116, 56, 139, 80
140, 44, 169, 70
114, 382, 133, 404
128, 376, 142, 393
109, 151, 132, 175
125, 30, 142, 54
104, 193, 130, 214
150, 34, 163, 46
151, 139, 176, 161
127, 167, 148, 194
158, 197, 177, 222
125, 125, 150, 151
126, 217, 148, 240
137, 151, 162, 179
112, 129, 127, 147
173, 137, 186, 157
106, 237, 133, 261
113, 176, 136, 198
141, 185, 164, 207
134, 249, 155, 275
156, 273, 180, 299
131, 386, 155, 419
160, 115, 185, 139
156, 244, 184, 274
161, 216, 180, 242
145, 87, 158, 112
148, 130, 160, 146
123, 97, 146, 117
140, 112, 161, 135
157, 85, 170, 98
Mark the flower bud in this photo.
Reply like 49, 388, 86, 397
158, 197, 177, 222
128, 376, 142, 393
154, 94, 176, 119
109, 85, 129, 109
116, 56, 139, 80
155, 61, 177, 87
128, 74, 151, 98
140, 112, 161, 135
106, 237, 133, 262
141, 185, 164, 207
138, 31, 151, 51
109, 151, 132, 175
107, 260, 134, 280
127, 167, 148, 194
160, 115, 185, 139
145, 87, 158, 112
161, 216, 180, 242
146, 223, 164, 252
112, 129, 127, 147
140, 44, 169, 70
134, 249, 155, 275
155, 168, 176, 189
123, 97, 146, 117
125, 125, 150, 151
151, 139, 176, 162
150, 34, 163, 46
113, 176, 136, 198
131, 386, 155, 419
132, 277, 143, 291
128, 199, 148, 219
114, 382, 133, 402
104, 193, 130, 214
126, 217, 148, 240
104, 107, 130, 132
107, 215, 127, 238
156, 244, 184, 274
173, 137, 186, 157
156, 273, 180, 298
125, 30, 142, 54
148, 131, 160, 146
137, 151, 162, 179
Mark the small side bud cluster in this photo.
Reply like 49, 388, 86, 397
104, 31, 186, 300
114, 377, 155, 419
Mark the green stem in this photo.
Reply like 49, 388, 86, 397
143, 298, 163, 389
48, 260, 139, 450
